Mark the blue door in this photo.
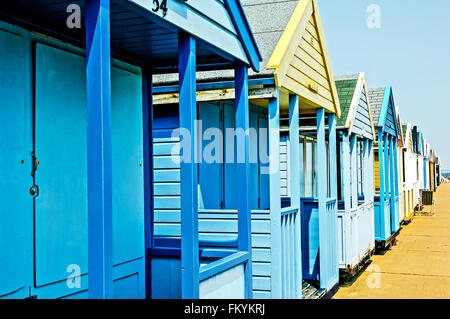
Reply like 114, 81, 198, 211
34, 43, 89, 289
0, 28, 31, 299
33, 42, 145, 298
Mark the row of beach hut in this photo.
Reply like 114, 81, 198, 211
0, 0, 442, 299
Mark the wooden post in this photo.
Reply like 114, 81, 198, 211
342, 134, 351, 213
179, 33, 199, 299
316, 108, 328, 290
268, 91, 282, 298
235, 64, 253, 299
351, 135, 358, 210
289, 94, 302, 299
142, 70, 154, 299
86, 0, 113, 299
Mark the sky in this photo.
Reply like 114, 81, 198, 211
317, 0, 450, 170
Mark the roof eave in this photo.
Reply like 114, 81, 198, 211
224, 0, 263, 72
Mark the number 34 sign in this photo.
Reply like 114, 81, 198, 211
152, 0, 168, 17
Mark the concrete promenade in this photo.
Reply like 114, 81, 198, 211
335, 182, 450, 299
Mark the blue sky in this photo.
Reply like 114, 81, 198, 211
317, 0, 450, 169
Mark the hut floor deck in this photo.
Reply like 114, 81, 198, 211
334, 182, 450, 299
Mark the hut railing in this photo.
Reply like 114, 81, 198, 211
280, 206, 301, 299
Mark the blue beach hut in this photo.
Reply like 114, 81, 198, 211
334, 73, 376, 278
0, 0, 260, 299
368, 87, 401, 252
153, 0, 341, 299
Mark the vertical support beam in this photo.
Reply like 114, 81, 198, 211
363, 139, 370, 204
383, 134, 389, 203
328, 113, 338, 287
316, 108, 328, 290
350, 135, 358, 209
342, 134, 351, 212
389, 136, 396, 232
377, 130, 385, 239
289, 94, 302, 299
179, 33, 199, 299
268, 91, 282, 299
328, 114, 337, 200
142, 70, 153, 299
235, 64, 253, 299
393, 138, 399, 229
86, 0, 113, 299
289, 95, 300, 207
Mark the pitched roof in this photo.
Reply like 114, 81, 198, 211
367, 88, 385, 125
265, 0, 341, 116
225, 0, 264, 72
335, 75, 359, 127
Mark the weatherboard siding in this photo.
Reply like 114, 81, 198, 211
352, 87, 372, 137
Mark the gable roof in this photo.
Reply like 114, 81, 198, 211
265, 0, 341, 116
335, 73, 376, 139
368, 86, 399, 137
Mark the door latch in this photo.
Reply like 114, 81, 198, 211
31, 151, 39, 178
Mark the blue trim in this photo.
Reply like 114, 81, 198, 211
142, 70, 154, 299
377, 86, 399, 137
85, 0, 114, 299
316, 108, 328, 289
223, 0, 262, 72
268, 91, 282, 298
199, 252, 249, 281
234, 64, 253, 299
178, 33, 199, 299
153, 78, 275, 94
148, 248, 237, 259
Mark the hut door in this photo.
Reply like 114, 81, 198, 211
34, 43, 88, 287
0, 29, 30, 298
198, 103, 223, 209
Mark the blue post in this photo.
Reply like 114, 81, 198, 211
289, 95, 300, 208
351, 135, 358, 210
393, 138, 399, 230
316, 108, 328, 290
377, 130, 385, 239
289, 94, 302, 299
268, 91, 282, 299
342, 134, 351, 212
235, 64, 252, 299
328, 115, 337, 200
363, 139, 370, 204
86, 0, 113, 299
142, 70, 153, 299
179, 33, 199, 299
389, 136, 396, 233
383, 134, 390, 235
327, 113, 338, 287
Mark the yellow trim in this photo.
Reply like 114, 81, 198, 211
266, 0, 341, 117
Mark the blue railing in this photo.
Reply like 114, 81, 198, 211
280, 207, 301, 299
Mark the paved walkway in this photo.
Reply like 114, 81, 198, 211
334, 182, 450, 299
